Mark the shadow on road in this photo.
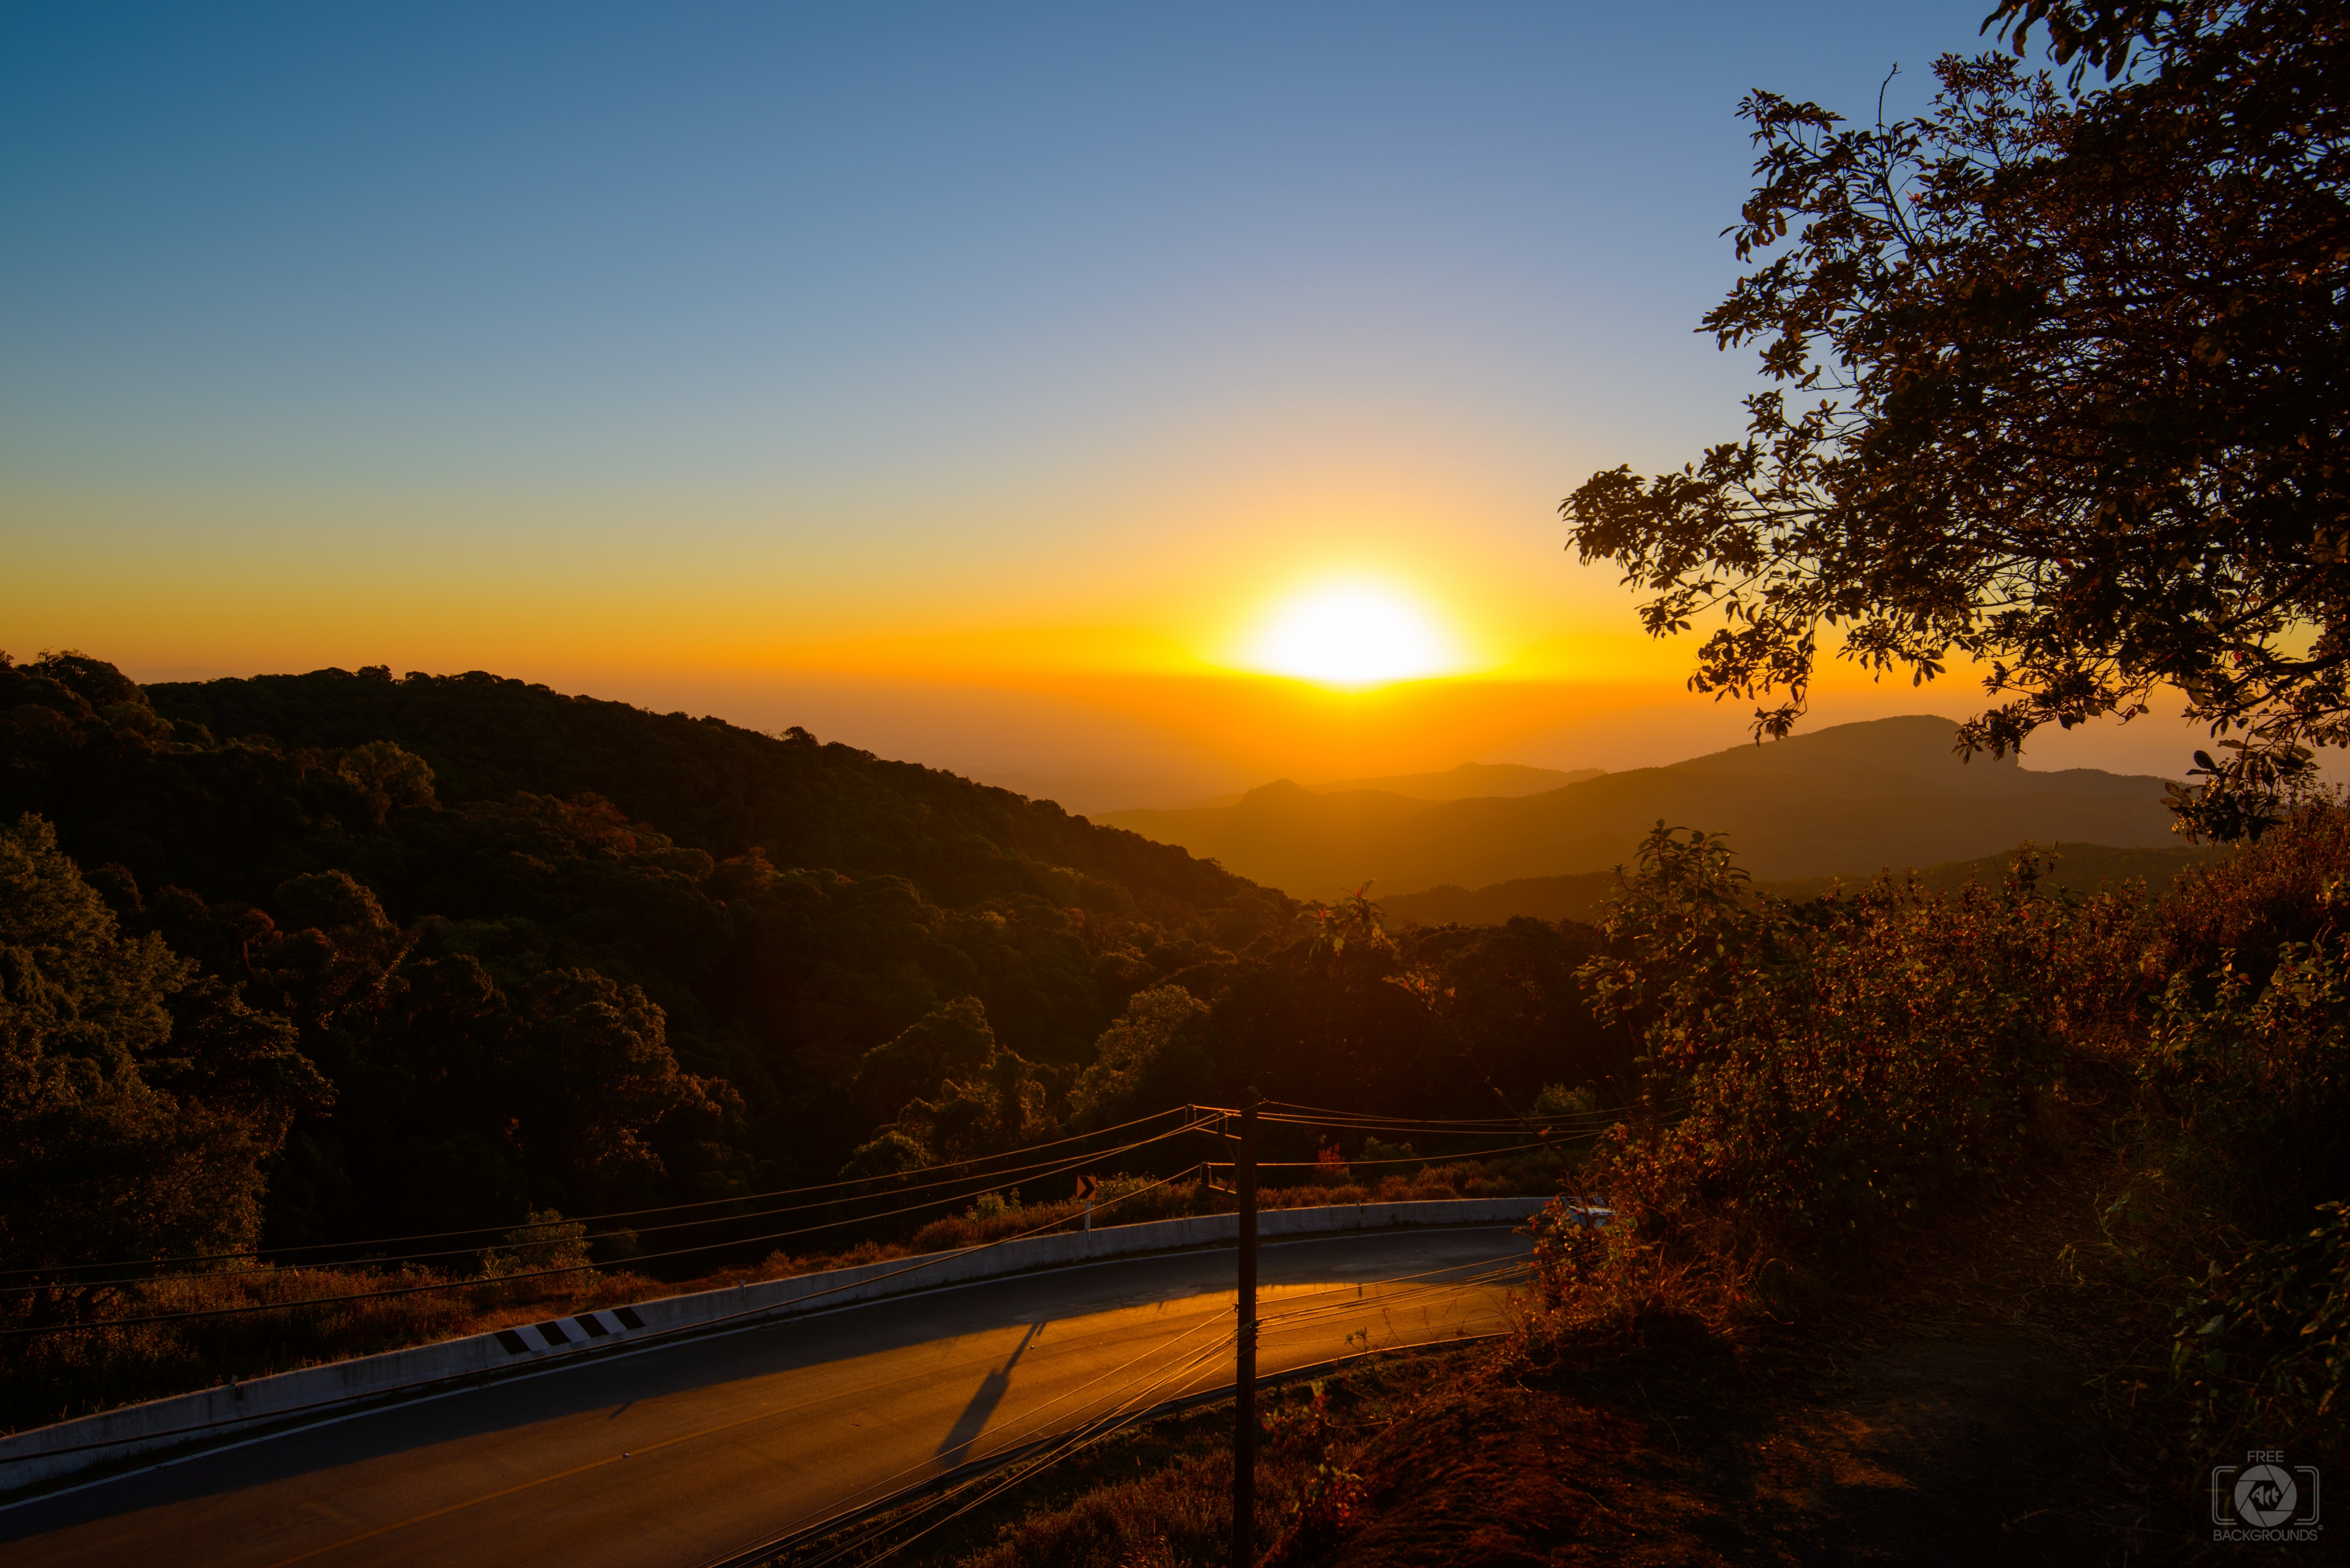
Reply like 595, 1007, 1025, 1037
934, 1321, 1047, 1463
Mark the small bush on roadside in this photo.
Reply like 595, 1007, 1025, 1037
1574, 827, 2112, 1261
477, 1209, 591, 1275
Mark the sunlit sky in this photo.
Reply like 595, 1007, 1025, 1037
2, 2, 2214, 808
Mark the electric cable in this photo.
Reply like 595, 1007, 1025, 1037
824, 1249, 1530, 1568
789, 1327, 1248, 1568
763, 1303, 1247, 1553
0, 1104, 1217, 1283
1195, 1135, 1594, 1173
1204, 1107, 1631, 1134
1247, 1097, 1628, 1127
771, 1229, 1550, 1549
13, 1157, 1233, 1460
1251, 1111, 1635, 1135
0, 1114, 1224, 1296
0, 1119, 1220, 1337
766, 1244, 1545, 1567
13, 1110, 1586, 1299
1254, 1263, 1535, 1335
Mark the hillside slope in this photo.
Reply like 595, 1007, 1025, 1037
2, 654, 1625, 1278
0, 655, 1303, 1253
133, 666, 1266, 921
1385, 840, 2229, 927
1102, 715, 2181, 898
1310, 761, 1604, 800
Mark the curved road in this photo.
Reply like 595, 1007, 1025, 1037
1, 1226, 1530, 1568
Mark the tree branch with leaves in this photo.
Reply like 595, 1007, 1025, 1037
1565, 1, 2350, 839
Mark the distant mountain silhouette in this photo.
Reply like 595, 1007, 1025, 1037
1384, 840, 2229, 927
1311, 762, 1604, 800
1098, 715, 2185, 901
1143, 761, 1603, 814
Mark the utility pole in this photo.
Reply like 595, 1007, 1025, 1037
1231, 1095, 1258, 1568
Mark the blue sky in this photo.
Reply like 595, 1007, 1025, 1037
10, 2, 2180, 799
7, 2, 1993, 488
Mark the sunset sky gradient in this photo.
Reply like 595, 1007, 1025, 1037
2, 2, 2212, 807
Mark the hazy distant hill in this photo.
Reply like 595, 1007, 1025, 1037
1141, 761, 1605, 814
1384, 840, 2229, 927
1312, 762, 1604, 800
1099, 715, 2185, 900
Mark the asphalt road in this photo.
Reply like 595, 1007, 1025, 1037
1, 1226, 1531, 1568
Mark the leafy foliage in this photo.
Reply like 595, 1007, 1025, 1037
2124, 805, 2350, 1452
1572, 825, 2102, 1260
2176, 1201, 2350, 1454
0, 652, 1625, 1291
1067, 985, 1212, 1132
1564, 4, 2350, 837
0, 812, 327, 1288
1521, 801, 2350, 1465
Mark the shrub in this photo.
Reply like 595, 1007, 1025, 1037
477, 1210, 591, 1275
1576, 826, 2108, 1268
2120, 802, 2350, 1459
2173, 1203, 2350, 1465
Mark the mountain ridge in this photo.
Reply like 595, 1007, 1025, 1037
1100, 715, 2184, 899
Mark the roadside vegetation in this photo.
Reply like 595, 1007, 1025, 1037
0, 649, 1619, 1432
0, 1150, 1566, 1434
785, 807, 2348, 1565
1531, 807, 2349, 1471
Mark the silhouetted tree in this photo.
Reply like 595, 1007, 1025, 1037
1565, 1, 2350, 838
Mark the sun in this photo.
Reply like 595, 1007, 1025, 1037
1245, 583, 1461, 689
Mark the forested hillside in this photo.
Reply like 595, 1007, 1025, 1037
0, 652, 1625, 1285
1386, 840, 2233, 927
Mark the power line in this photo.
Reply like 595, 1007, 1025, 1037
763, 1249, 1541, 1568
11, 1108, 1594, 1297
1218, 1103, 1676, 1140
1248, 1097, 1627, 1127
1255, 1261, 1535, 1333
1196, 1134, 1595, 1173
0, 1119, 1220, 1297
14, 1158, 1236, 1460
1253, 1111, 1624, 1134
760, 1299, 1247, 1554
787, 1327, 1247, 1568
1, 1120, 1219, 1338
0, 1105, 1218, 1285
1207, 1106, 1634, 1135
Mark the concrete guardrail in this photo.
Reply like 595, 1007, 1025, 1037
1, 1193, 1592, 1493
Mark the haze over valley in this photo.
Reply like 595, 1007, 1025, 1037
1099, 714, 2184, 904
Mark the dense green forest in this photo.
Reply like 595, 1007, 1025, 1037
0, 651, 1625, 1280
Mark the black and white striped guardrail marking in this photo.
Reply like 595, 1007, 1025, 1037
493, 1306, 647, 1355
